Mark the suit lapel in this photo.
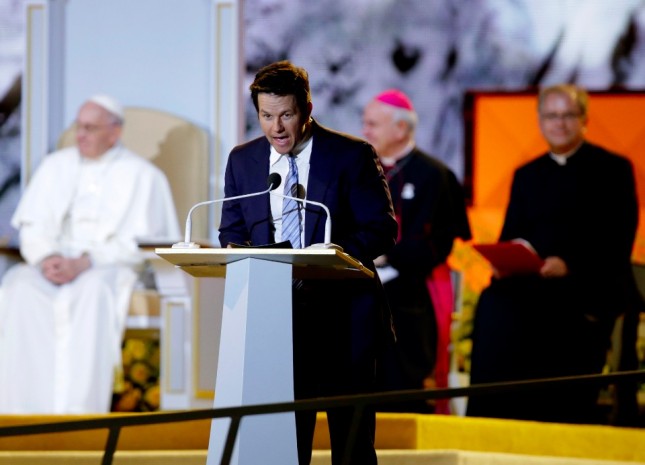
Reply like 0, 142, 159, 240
305, 122, 334, 246
248, 139, 273, 243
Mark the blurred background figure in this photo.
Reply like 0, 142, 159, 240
363, 89, 471, 414
466, 84, 639, 424
0, 95, 179, 414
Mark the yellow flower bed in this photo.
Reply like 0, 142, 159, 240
112, 337, 161, 412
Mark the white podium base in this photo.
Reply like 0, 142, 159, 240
206, 257, 298, 465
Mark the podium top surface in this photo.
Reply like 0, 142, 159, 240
155, 247, 374, 279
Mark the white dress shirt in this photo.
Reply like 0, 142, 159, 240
269, 136, 313, 244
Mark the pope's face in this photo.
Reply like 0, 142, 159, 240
75, 102, 122, 159
538, 92, 587, 154
257, 93, 310, 155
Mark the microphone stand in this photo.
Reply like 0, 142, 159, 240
269, 192, 341, 250
173, 181, 279, 249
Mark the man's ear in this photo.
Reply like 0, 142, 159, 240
394, 119, 408, 140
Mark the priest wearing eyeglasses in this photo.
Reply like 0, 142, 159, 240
467, 84, 639, 424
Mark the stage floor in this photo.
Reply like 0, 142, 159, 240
0, 413, 643, 463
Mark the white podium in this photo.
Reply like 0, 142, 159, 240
155, 247, 373, 465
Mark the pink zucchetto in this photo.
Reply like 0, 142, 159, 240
374, 89, 415, 112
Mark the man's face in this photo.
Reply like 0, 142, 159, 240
362, 100, 400, 158
75, 102, 121, 159
538, 92, 587, 154
257, 93, 310, 155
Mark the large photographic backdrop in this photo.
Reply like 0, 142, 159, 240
243, 0, 645, 180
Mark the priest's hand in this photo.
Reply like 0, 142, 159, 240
539, 256, 568, 278
41, 254, 92, 285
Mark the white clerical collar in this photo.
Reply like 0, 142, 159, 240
380, 141, 415, 167
549, 153, 568, 166
549, 141, 583, 166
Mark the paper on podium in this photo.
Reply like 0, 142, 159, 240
473, 239, 544, 276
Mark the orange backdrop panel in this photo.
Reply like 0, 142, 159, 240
466, 91, 645, 263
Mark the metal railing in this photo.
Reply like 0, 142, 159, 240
0, 369, 642, 465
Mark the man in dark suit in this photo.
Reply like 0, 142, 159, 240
467, 84, 639, 424
219, 61, 397, 465
362, 89, 471, 414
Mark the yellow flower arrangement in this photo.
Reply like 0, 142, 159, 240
112, 337, 160, 412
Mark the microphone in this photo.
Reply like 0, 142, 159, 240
269, 176, 339, 249
266, 172, 281, 191
172, 174, 282, 248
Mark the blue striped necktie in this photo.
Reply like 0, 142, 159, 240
282, 154, 302, 248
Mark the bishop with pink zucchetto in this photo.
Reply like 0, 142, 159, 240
363, 89, 472, 414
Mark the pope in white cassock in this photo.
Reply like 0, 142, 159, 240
0, 95, 180, 413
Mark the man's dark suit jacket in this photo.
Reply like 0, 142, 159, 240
219, 119, 397, 399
